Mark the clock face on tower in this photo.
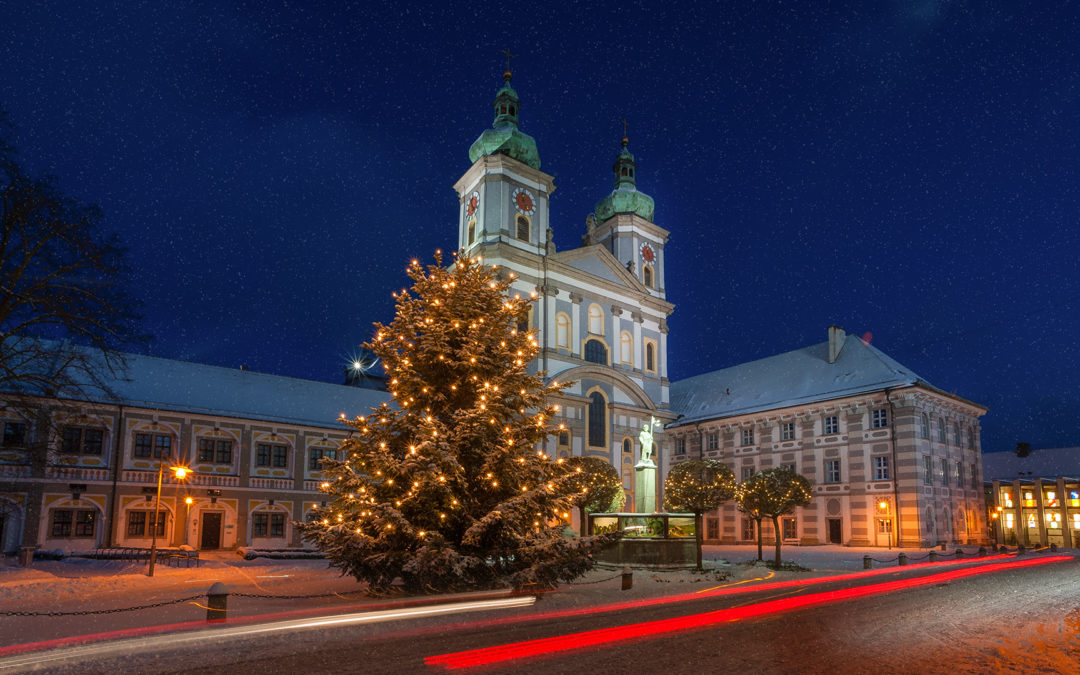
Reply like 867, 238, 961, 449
640, 242, 656, 264
511, 187, 535, 216
466, 191, 479, 218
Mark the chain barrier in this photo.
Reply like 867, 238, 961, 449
231, 589, 369, 600
565, 573, 623, 586
1, 594, 204, 617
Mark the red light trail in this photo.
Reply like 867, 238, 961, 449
426, 555, 1072, 670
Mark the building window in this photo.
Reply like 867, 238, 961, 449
555, 312, 571, 350
62, 427, 104, 455
967, 426, 976, 450
742, 518, 756, 540
706, 433, 719, 451
620, 331, 633, 365
467, 218, 476, 244
642, 264, 654, 288
873, 456, 890, 481
126, 511, 165, 537
741, 429, 754, 446
134, 433, 171, 459
198, 438, 233, 464
674, 437, 685, 455
871, 409, 888, 429
937, 419, 946, 443
920, 414, 929, 439
2, 422, 27, 447
516, 215, 529, 242
583, 338, 608, 364
780, 422, 795, 441
51, 509, 95, 538
644, 340, 657, 374
706, 518, 719, 540
953, 423, 961, 446
741, 466, 754, 481
256, 443, 289, 468
823, 415, 838, 435
587, 391, 607, 449
824, 459, 840, 484
969, 464, 978, 490
923, 455, 933, 485
253, 513, 286, 537
782, 518, 798, 540
308, 447, 337, 470
587, 303, 604, 335
954, 461, 962, 485
940, 458, 949, 486
560, 431, 571, 449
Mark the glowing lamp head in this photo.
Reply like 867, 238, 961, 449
185, 497, 193, 505
878, 500, 888, 511
173, 467, 189, 480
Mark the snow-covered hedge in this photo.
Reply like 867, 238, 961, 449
236, 547, 325, 560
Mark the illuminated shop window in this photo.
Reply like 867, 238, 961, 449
1045, 491, 1059, 507
1022, 492, 1035, 507
1004, 513, 1014, 528
1069, 491, 1080, 508
1026, 513, 1037, 529
1046, 513, 1061, 529
1074, 513, 1080, 529
1001, 491, 1014, 508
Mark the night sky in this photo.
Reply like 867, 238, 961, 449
2, 2, 1077, 453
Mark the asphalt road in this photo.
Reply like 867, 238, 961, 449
9, 555, 1079, 674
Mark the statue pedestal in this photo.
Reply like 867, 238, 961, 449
635, 460, 657, 513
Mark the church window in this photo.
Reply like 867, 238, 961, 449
584, 338, 608, 365
621, 167, 628, 177
509, 105, 516, 116
622, 437, 632, 458
587, 390, 607, 449
516, 215, 529, 242
619, 331, 633, 365
587, 303, 604, 335
559, 430, 570, 449
467, 219, 476, 245
517, 305, 532, 334
642, 264, 653, 288
644, 339, 657, 374
555, 313, 571, 349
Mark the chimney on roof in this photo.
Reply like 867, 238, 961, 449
827, 326, 845, 364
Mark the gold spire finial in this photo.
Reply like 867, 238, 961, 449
501, 48, 515, 81
620, 118, 629, 146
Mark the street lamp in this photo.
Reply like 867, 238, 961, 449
147, 456, 190, 577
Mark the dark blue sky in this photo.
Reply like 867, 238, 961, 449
2, 2, 1077, 452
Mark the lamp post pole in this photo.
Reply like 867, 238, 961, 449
147, 457, 166, 577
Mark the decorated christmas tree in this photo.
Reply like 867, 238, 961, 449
299, 251, 613, 593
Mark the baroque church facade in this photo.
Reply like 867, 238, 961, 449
453, 68, 677, 510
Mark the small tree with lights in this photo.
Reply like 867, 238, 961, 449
735, 468, 813, 568
663, 459, 736, 570
298, 251, 613, 593
565, 456, 625, 536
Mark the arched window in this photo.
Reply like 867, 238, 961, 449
920, 414, 929, 439
517, 304, 532, 334
555, 313, 571, 349
584, 338, 608, 364
622, 437, 632, 457
509, 105, 516, 116
516, 215, 529, 242
642, 265, 653, 288
587, 303, 604, 335
644, 340, 657, 373
587, 390, 607, 449
467, 219, 476, 245
620, 331, 633, 365
953, 423, 961, 446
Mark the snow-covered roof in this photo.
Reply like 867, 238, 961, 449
12, 347, 391, 429
980, 447, 1080, 481
670, 332, 934, 426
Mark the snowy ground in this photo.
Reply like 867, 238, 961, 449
2, 543, 1073, 668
